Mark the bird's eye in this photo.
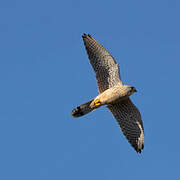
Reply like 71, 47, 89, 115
131, 87, 137, 92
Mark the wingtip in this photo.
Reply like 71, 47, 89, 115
137, 149, 142, 154
82, 33, 92, 39
82, 33, 87, 38
135, 144, 144, 154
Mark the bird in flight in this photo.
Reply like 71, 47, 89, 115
71, 34, 144, 153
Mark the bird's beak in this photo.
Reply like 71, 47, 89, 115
134, 89, 137, 92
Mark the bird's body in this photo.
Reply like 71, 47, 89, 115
90, 84, 135, 108
71, 34, 144, 153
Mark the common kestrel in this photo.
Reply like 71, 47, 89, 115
71, 34, 144, 153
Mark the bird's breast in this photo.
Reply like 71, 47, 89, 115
96, 86, 128, 105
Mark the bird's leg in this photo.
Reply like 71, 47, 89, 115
94, 99, 101, 107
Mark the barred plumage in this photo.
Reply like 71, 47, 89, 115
71, 34, 144, 153
82, 34, 122, 93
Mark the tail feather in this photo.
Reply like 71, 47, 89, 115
72, 99, 95, 117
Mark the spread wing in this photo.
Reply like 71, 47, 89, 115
82, 34, 122, 93
108, 98, 144, 153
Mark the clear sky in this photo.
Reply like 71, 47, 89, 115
0, 0, 180, 179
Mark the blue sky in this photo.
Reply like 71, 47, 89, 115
0, 0, 180, 179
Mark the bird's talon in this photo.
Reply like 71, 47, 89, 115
94, 99, 101, 107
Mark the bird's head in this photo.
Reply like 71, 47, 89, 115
127, 86, 137, 96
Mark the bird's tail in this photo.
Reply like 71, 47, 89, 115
71, 99, 99, 118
